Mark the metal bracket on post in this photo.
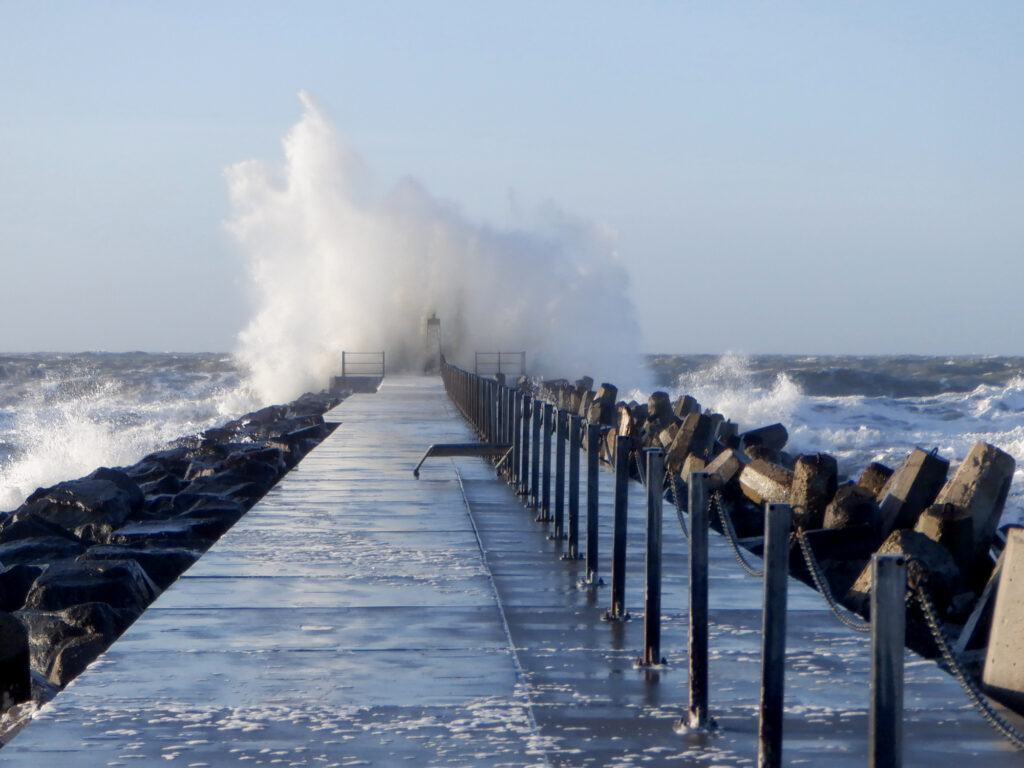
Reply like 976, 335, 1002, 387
758, 503, 791, 768
637, 448, 666, 667
870, 554, 906, 768
604, 434, 631, 621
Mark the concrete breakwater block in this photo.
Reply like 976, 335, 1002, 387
934, 441, 1015, 565
791, 453, 838, 530
739, 459, 794, 506
878, 448, 949, 536
983, 527, 1024, 712
665, 412, 716, 475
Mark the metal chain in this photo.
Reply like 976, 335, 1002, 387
794, 529, 871, 632
915, 582, 1024, 750
667, 473, 689, 540
712, 491, 765, 577
634, 450, 647, 490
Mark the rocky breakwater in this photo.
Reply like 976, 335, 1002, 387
0, 390, 341, 727
521, 374, 1022, 713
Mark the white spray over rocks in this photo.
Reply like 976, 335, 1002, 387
226, 91, 646, 406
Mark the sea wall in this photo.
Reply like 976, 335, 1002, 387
0, 390, 342, 721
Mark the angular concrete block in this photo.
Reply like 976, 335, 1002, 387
681, 453, 707, 480
878, 448, 949, 536
586, 384, 618, 426
791, 453, 838, 530
983, 527, 1024, 712
706, 448, 746, 488
665, 412, 716, 474
673, 394, 701, 419
824, 484, 880, 535
857, 462, 894, 499
738, 459, 793, 506
935, 441, 1015, 563
914, 502, 973, 578
739, 423, 788, 454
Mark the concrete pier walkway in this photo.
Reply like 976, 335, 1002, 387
4, 377, 1022, 765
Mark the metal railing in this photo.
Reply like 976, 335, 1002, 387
474, 351, 526, 377
436, 357, 1023, 765
340, 351, 385, 378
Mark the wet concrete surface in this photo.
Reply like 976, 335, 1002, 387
3, 377, 1023, 766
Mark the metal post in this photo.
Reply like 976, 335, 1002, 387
566, 414, 581, 558
640, 448, 665, 666
539, 402, 553, 522
758, 503, 791, 768
520, 394, 532, 496
553, 409, 567, 540
870, 554, 906, 768
381, 351, 385, 378
605, 434, 630, 620
342, 350, 346, 378
686, 472, 711, 730
584, 422, 602, 585
512, 391, 522, 487
531, 398, 542, 507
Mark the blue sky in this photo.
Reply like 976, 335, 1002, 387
2, 1, 1023, 354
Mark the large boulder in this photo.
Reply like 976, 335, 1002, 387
0, 564, 44, 612
78, 545, 200, 591
19, 477, 138, 542
23, 559, 158, 617
0, 612, 30, 711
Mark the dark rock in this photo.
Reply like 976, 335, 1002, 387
48, 633, 110, 687
24, 559, 158, 616
78, 545, 200, 591
138, 473, 188, 497
0, 564, 44, 612
0, 612, 30, 710
0, 514, 82, 545
85, 468, 144, 512
0, 536, 87, 567
21, 478, 136, 542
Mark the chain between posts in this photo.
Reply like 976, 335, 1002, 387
794, 528, 871, 633
711, 490, 765, 578
666, 473, 689, 540
914, 578, 1024, 750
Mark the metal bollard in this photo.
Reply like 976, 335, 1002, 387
605, 434, 631, 620
582, 422, 603, 585
640, 448, 665, 666
539, 403, 553, 522
686, 471, 711, 730
512, 391, 522, 487
870, 554, 906, 768
566, 414, 582, 559
520, 394, 532, 496
531, 398, 542, 507
758, 503, 791, 768
552, 409, 567, 540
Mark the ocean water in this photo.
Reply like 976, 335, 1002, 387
0, 352, 250, 511
2, 352, 1024, 529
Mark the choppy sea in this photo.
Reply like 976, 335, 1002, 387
2, 352, 1024, 528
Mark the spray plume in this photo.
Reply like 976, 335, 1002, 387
226, 92, 645, 405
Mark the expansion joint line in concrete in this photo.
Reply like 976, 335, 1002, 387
451, 459, 553, 768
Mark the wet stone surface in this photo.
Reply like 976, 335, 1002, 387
3, 377, 1023, 765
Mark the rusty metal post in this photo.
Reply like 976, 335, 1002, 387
539, 402, 553, 522
566, 413, 581, 558
531, 398, 542, 507
605, 434, 630, 620
583, 422, 602, 585
870, 554, 906, 768
758, 503, 791, 768
552, 409, 567, 540
640, 448, 665, 666
686, 471, 711, 730
520, 394, 532, 496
